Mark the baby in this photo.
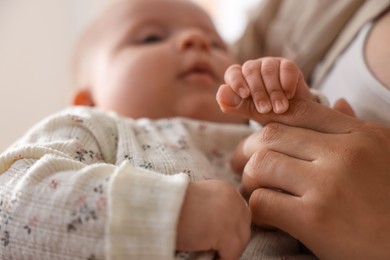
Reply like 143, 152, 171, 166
0, 0, 319, 259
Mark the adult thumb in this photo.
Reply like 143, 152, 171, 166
333, 98, 355, 117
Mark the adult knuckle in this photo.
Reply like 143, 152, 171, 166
246, 149, 266, 172
261, 148, 274, 168
245, 149, 275, 188
258, 123, 281, 144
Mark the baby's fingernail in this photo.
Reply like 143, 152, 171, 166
230, 94, 242, 106
238, 87, 250, 98
286, 92, 294, 99
257, 101, 271, 113
274, 100, 289, 114
222, 88, 242, 106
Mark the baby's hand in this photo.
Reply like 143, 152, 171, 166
176, 180, 251, 259
220, 57, 311, 114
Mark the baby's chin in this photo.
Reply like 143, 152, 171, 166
175, 96, 246, 124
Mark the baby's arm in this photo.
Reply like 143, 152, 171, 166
177, 180, 251, 259
0, 108, 188, 259
0, 108, 250, 259
218, 57, 316, 122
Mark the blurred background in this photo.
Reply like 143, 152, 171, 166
0, 0, 261, 151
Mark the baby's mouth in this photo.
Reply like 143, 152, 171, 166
179, 62, 216, 85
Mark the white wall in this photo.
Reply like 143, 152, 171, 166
207, 0, 261, 43
0, 0, 260, 152
0, 0, 107, 151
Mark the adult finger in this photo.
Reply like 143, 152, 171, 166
333, 98, 356, 117
241, 148, 312, 197
230, 137, 248, 173
247, 99, 359, 134
248, 188, 303, 235
231, 123, 329, 172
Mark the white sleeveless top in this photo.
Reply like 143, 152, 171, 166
318, 22, 390, 126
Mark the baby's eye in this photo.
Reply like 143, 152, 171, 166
141, 34, 164, 44
210, 38, 226, 50
211, 41, 223, 49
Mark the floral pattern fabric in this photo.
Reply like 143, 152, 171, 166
0, 106, 315, 259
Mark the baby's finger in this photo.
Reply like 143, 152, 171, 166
242, 60, 272, 113
224, 64, 251, 98
279, 59, 300, 100
260, 58, 289, 114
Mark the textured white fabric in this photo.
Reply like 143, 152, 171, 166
108, 163, 189, 259
319, 22, 390, 126
0, 106, 317, 259
0, 107, 191, 259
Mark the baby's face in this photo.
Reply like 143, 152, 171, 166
84, 0, 246, 124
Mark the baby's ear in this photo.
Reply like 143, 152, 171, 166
72, 88, 95, 106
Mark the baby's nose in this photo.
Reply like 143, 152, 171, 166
177, 29, 211, 51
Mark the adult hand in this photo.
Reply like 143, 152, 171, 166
233, 99, 390, 259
